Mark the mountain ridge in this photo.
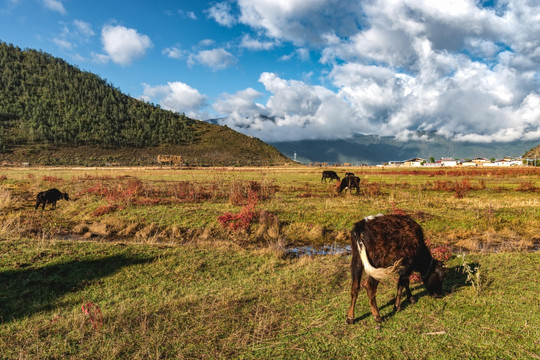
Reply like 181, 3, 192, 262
269, 132, 539, 164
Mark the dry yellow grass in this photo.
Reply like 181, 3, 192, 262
0, 166, 538, 251
0, 186, 14, 210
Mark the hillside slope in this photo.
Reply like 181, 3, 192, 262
524, 144, 540, 159
0, 41, 291, 166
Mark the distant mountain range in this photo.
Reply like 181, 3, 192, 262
268, 132, 540, 164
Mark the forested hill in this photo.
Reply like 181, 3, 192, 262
0, 41, 292, 166
524, 145, 540, 159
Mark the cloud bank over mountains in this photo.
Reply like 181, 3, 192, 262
199, 0, 539, 143
28, 0, 540, 143
140, 0, 528, 144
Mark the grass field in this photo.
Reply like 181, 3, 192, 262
1, 166, 539, 358
1, 239, 538, 359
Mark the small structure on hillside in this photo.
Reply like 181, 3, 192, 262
157, 155, 183, 166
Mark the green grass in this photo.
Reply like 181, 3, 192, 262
0, 165, 538, 357
1, 238, 538, 359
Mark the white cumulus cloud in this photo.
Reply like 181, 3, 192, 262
239, 34, 279, 51
207, 2, 236, 27
189, 48, 237, 70
141, 82, 207, 119
214, 73, 367, 141
42, 0, 65, 14
52, 20, 94, 55
100, 25, 152, 66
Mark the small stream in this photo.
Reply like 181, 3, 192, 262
284, 243, 539, 258
285, 244, 351, 257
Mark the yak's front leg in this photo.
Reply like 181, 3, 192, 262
394, 276, 409, 312
395, 277, 416, 312
405, 281, 416, 304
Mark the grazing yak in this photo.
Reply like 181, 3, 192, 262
321, 170, 340, 183
35, 188, 69, 210
346, 214, 447, 324
337, 175, 360, 194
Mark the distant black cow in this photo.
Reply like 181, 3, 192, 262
346, 214, 447, 324
321, 170, 340, 182
35, 188, 69, 210
337, 176, 360, 194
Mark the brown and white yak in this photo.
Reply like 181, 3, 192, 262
346, 214, 447, 324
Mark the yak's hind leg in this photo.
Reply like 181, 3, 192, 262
346, 258, 363, 324
365, 277, 381, 323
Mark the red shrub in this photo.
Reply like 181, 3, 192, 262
515, 182, 537, 192
229, 180, 274, 206
432, 180, 452, 191
92, 204, 121, 217
410, 238, 452, 283
391, 202, 407, 216
218, 195, 259, 231
42, 175, 63, 183
365, 182, 382, 196
454, 179, 472, 198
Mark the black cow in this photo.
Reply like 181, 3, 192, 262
337, 176, 360, 194
35, 188, 69, 210
346, 214, 446, 324
321, 170, 340, 182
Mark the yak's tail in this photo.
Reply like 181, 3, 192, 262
356, 239, 403, 281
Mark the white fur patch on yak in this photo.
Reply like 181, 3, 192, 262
356, 241, 403, 281
363, 214, 383, 222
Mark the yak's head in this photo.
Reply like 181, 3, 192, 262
63, 192, 70, 201
335, 180, 343, 193
423, 260, 447, 297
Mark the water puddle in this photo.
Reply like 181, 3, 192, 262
285, 244, 351, 257
285, 243, 539, 257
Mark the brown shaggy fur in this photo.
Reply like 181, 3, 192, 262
346, 214, 446, 324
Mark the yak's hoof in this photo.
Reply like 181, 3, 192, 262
346, 316, 354, 325
410, 297, 417, 304
374, 316, 382, 323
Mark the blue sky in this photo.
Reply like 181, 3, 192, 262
1, 0, 539, 143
